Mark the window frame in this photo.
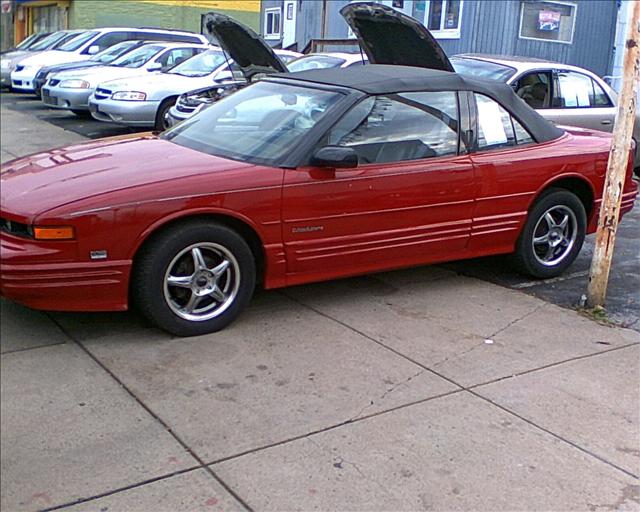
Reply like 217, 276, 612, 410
264, 7, 282, 40
470, 92, 536, 153
518, 0, 578, 45
419, 0, 464, 40
551, 70, 615, 110
317, 90, 465, 167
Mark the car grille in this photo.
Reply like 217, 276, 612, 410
42, 90, 58, 105
176, 102, 196, 114
94, 88, 112, 100
15, 65, 24, 72
0, 218, 32, 238
48, 78, 60, 87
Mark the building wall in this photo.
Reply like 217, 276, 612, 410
68, 0, 260, 33
261, 0, 618, 77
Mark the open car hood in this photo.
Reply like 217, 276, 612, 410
203, 12, 287, 81
340, 2, 453, 72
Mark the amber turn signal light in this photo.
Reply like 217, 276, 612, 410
33, 226, 75, 240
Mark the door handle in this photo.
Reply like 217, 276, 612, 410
601, 120, 612, 125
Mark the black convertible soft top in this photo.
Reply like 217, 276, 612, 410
273, 64, 564, 144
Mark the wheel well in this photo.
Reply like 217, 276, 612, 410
133, 214, 266, 285
536, 178, 594, 219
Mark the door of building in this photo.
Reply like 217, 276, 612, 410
282, 0, 297, 48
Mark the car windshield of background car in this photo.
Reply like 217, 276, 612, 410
163, 81, 343, 165
451, 57, 517, 82
91, 41, 140, 64
57, 31, 99, 52
167, 50, 227, 77
112, 45, 163, 68
288, 55, 347, 72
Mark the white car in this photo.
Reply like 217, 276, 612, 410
451, 54, 640, 171
287, 52, 368, 72
41, 42, 208, 115
10, 27, 208, 92
88, 47, 299, 131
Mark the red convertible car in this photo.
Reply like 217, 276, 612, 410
1, 5, 637, 336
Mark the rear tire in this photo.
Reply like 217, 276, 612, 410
512, 189, 586, 279
154, 97, 176, 132
132, 221, 256, 336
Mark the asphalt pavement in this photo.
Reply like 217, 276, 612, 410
1, 89, 639, 512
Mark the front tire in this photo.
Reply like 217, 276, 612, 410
133, 221, 256, 336
512, 189, 586, 279
154, 97, 176, 132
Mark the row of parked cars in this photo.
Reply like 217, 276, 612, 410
3, 11, 638, 162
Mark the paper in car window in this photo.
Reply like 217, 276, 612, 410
559, 75, 590, 107
477, 99, 507, 145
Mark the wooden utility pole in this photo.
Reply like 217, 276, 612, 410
587, 0, 640, 307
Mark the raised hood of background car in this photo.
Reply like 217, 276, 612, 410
203, 11, 287, 81
0, 136, 254, 219
340, 2, 454, 72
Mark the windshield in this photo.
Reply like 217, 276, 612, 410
112, 45, 163, 68
168, 49, 226, 77
288, 55, 346, 72
90, 40, 140, 64
15, 34, 39, 50
451, 57, 516, 82
57, 31, 99, 52
163, 81, 343, 166
29, 31, 74, 51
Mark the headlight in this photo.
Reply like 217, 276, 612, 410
60, 79, 90, 89
111, 91, 147, 101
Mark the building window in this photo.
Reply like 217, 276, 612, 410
264, 8, 281, 40
411, 1, 463, 39
519, 1, 577, 44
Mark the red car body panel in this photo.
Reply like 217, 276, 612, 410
1, 128, 637, 312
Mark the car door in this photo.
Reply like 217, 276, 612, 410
282, 91, 476, 279
467, 92, 541, 253
541, 70, 616, 132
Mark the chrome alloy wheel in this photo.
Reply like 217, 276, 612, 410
163, 242, 240, 322
531, 205, 578, 267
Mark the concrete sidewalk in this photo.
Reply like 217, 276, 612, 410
1, 98, 639, 512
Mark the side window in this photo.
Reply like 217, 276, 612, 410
553, 71, 605, 108
514, 71, 551, 109
475, 94, 535, 150
325, 91, 460, 165
88, 31, 131, 53
592, 79, 613, 107
156, 48, 199, 70
512, 118, 534, 145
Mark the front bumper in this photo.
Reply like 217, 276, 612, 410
88, 97, 159, 127
0, 232, 131, 312
11, 68, 39, 91
42, 85, 93, 110
0, 69, 12, 87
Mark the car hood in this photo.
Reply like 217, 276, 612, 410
53, 65, 148, 84
340, 2, 453, 72
0, 135, 253, 220
1, 50, 30, 62
16, 50, 90, 68
98, 72, 209, 95
41, 60, 102, 75
203, 11, 287, 81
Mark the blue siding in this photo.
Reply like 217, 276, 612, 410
260, 0, 618, 76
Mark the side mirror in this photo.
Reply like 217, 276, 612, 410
147, 62, 162, 72
87, 45, 100, 55
310, 146, 358, 169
